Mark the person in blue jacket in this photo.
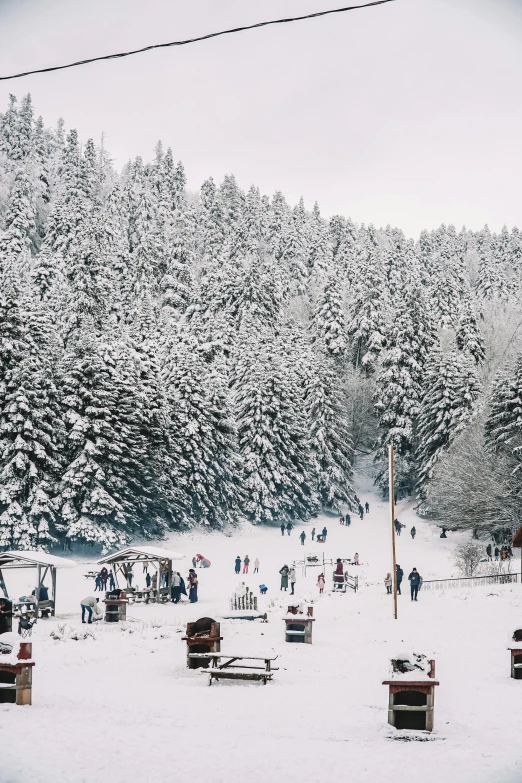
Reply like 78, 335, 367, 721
408, 568, 422, 601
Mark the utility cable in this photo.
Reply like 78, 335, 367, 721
0, 0, 397, 81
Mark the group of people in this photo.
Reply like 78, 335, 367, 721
279, 564, 297, 594
234, 556, 260, 574
94, 567, 115, 592
280, 524, 329, 543
385, 565, 423, 601
485, 544, 513, 561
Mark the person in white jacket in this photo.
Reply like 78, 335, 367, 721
80, 596, 103, 624
289, 567, 297, 596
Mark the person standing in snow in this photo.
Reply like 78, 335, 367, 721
187, 569, 198, 603
299, 531, 306, 546
80, 596, 103, 624
311, 528, 316, 541
94, 573, 102, 592
394, 519, 401, 536
396, 564, 403, 595
243, 555, 250, 574
410, 526, 416, 539
280, 565, 289, 591
171, 571, 185, 603
280, 523, 285, 536
100, 567, 109, 591
494, 546, 500, 561
235, 556, 241, 575
322, 526, 328, 540
486, 544, 492, 560
359, 505, 364, 520
286, 523, 293, 536
408, 568, 422, 601
125, 564, 133, 587
353, 553, 360, 566
317, 573, 325, 594
253, 558, 260, 573
384, 573, 392, 594
192, 556, 197, 569
334, 559, 344, 588
365, 502, 369, 513
109, 572, 115, 591
339, 515, 344, 525
345, 514, 351, 526
146, 572, 152, 588
289, 566, 297, 595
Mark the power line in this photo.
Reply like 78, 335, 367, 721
0, 0, 397, 82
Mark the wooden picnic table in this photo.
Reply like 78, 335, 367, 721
188, 652, 278, 685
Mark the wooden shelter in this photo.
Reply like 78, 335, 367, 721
98, 546, 184, 603
0, 551, 76, 622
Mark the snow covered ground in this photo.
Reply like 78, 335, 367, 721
2, 474, 522, 783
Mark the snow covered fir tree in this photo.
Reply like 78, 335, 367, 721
1, 92, 522, 551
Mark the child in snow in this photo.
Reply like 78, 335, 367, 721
339, 516, 344, 525
253, 558, 260, 573
384, 573, 392, 594
243, 555, 250, 574
259, 584, 268, 595
353, 553, 360, 565
317, 574, 325, 594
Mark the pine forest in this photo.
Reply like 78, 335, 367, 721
1, 92, 521, 552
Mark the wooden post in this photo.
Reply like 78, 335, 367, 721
51, 567, 57, 616
34, 564, 41, 622
389, 444, 398, 620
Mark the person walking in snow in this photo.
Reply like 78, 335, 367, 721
365, 502, 370, 514
486, 544, 492, 560
286, 523, 293, 536
384, 573, 392, 594
235, 556, 241, 575
280, 565, 289, 591
345, 514, 351, 526
253, 558, 260, 573
322, 526, 328, 540
317, 573, 325, 594
494, 546, 500, 561
289, 566, 297, 595
408, 568, 422, 601
359, 505, 364, 520
396, 564, 403, 595
243, 555, 250, 574
410, 526, 416, 539
394, 519, 401, 536
353, 553, 360, 566
311, 527, 316, 541
299, 531, 306, 546
187, 569, 198, 603
280, 523, 285, 536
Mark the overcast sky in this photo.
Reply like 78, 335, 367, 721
1, 0, 521, 236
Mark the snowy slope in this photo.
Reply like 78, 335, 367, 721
1, 479, 521, 783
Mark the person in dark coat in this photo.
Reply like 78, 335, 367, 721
410, 526, 416, 539
440, 527, 447, 538
365, 502, 369, 513
359, 505, 364, 520
100, 567, 109, 590
171, 571, 184, 603
299, 531, 306, 545
395, 519, 401, 536
286, 523, 293, 536
235, 556, 241, 574
94, 574, 102, 592
494, 546, 500, 561
187, 570, 198, 603
109, 572, 115, 591
486, 544, 492, 560
396, 564, 403, 595
322, 526, 328, 540
311, 528, 316, 541
279, 565, 289, 591
408, 568, 422, 601
146, 572, 152, 588
507, 545, 513, 558
280, 523, 285, 536
345, 514, 351, 526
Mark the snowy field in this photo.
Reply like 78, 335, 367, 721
2, 475, 522, 783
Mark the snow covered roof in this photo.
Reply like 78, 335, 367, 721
0, 551, 77, 569
97, 545, 184, 564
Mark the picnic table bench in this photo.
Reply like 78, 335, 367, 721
188, 652, 278, 685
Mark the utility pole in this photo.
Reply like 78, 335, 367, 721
389, 444, 398, 620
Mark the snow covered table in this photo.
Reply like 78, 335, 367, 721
188, 652, 278, 685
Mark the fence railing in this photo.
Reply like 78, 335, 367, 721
422, 573, 519, 591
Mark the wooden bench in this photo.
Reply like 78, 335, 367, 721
188, 653, 278, 685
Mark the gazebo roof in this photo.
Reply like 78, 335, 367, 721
97, 545, 184, 565
0, 551, 77, 569
512, 526, 522, 548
